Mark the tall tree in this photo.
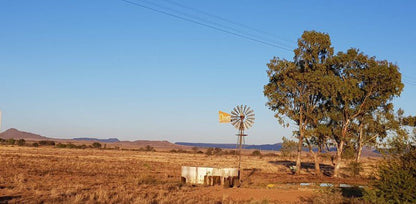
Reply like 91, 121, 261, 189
328, 49, 403, 177
264, 31, 334, 174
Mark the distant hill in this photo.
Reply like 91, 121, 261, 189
0, 128, 49, 140
176, 142, 283, 151
176, 142, 381, 156
0, 128, 185, 150
73, 138, 120, 143
115, 140, 186, 150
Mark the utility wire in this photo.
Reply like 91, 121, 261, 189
135, 0, 292, 50
120, 0, 292, 51
120, 0, 415, 86
160, 0, 295, 48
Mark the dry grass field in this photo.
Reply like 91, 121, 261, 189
0, 145, 377, 203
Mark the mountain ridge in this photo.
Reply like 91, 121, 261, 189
0, 128, 185, 150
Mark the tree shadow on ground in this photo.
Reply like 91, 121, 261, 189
341, 186, 364, 198
0, 195, 21, 203
268, 160, 334, 176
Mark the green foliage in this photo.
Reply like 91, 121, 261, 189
92, 142, 102, 148
39, 140, 55, 146
144, 145, 155, 152
7, 138, 16, 145
309, 186, 344, 204
205, 147, 213, 155
264, 31, 335, 174
66, 143, 78, 148
251, 150, 261, 156
16, 139, 25, 146
342, 144, 355, 160
169, 149, 188, 153
55, 143, 86, 149
32, 142, 39, 147
365, 136, 416, 203
346, 161, 363, 177
265, 30, 404, 177
403, 116, 416, 127
213, 147, 223, 155
280, 137, 297, 158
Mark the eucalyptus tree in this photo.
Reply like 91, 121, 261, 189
329, 49, 403, 177
403, 115, 416, 127
264, 31, 334, 174
354, 104, 392, 162
304, 123, 331, 175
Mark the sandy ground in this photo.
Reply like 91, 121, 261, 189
0, 145, 374, 203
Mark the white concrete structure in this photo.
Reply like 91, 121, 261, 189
181, 166, 239, 186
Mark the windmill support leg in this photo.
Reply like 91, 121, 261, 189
237, 130, 243, 185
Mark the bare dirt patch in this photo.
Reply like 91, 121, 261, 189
0, 146, 373, 203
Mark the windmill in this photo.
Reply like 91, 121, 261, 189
219, 105, 255, 184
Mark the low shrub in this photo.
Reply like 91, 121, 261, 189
144, 145, 155, 152
251, 150, 262, 156
346, 161, 363, 177
7, 138, 16, 145
205, 147, 213, 155
17, 139, 25, 146
92, 142, 102, 149
39, 140, 55, 146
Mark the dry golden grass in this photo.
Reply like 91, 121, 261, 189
0, 146, 376, 203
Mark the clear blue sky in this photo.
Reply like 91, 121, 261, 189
1, 0, 415, 144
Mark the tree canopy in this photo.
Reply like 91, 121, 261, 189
264, 30, 404, 177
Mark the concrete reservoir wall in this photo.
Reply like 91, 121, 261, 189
181, 166, 238, 186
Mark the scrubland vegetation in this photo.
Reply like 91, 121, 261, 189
0, 143, 373, 203
1, 134, 415, 203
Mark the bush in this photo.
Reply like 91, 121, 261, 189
251, 150, 262, 156
66, 143, 78, 149
227, 150, 237, 155
39, 140, 55, 146
56, 143, 67, 148
17, 139, 25, 146
280, 137, 297, 158
364, 139, 416, 203
7, 138, 16, 145
32, 142, 39, 147
205, 147, 213, 156
342, 144, 355, 160
213, 147, 223, 155
346, 161, 363, 177
144, 145, 155, 152
92, 142, 102, 148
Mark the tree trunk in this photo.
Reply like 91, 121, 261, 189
333, 140, 344, 178
306, 138, 320, 175
355, 123, 364, 163
313, 149, 321, 175
296, 108, 304, 175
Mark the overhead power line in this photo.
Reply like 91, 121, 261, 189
119, 0, 415, 87
136, 0, 293, 50
160, 0, 295, 48
120, 0, 293, 51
